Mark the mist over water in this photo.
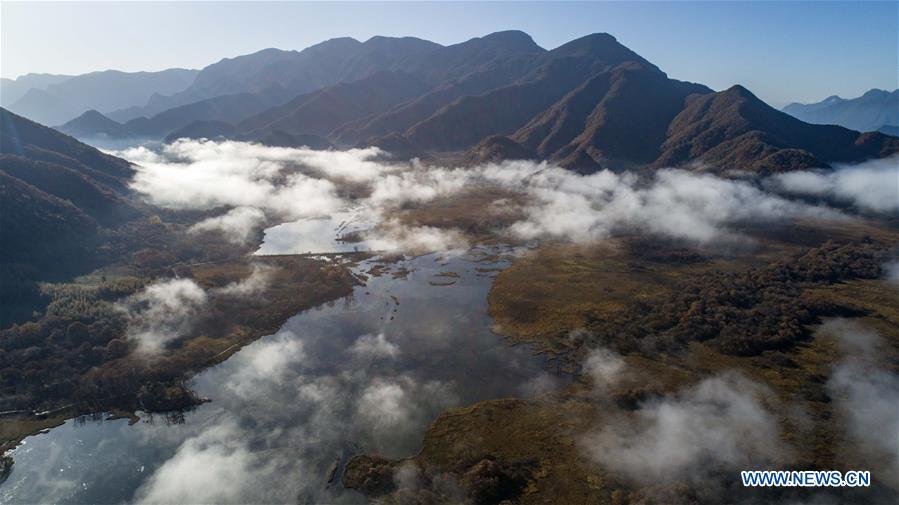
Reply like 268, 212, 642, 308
116, 140, 897, 254
4, 140, 896, 503
2, 250, 562, 504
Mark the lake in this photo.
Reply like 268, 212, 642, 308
1, 241, 561, 504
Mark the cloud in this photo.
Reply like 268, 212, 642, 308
822, 320, 899, 490
134, 420, 265, 505
517, 372, 561, 398
118, 278, 207, 353
213, 263, 274, 297
817, 318, 884, 358
770, 156, 899, 214
368, 166, 472, 206
828, 363, 899, 489
119, 140, 885, 256
364, 220, 470, 255
883, 260, 899, 287
119, 139, 342, 219
349, 333, 400, 361
117, 264, 271, 356
583, 373, 787, 483
224, 330, 306, 399
357, 380, 409, 432
355, 377, 459, 451
189, 206, 267, 244
291, 146, 399, 182
506, 167, 831, 244
582, 347, 625, 391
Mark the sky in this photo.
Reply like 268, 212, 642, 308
1, 1, 896, 107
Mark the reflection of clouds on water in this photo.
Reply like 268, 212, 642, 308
254, 209, 469, 256
134, 420, 270, 505
256, 215, 359, 255
5, 251, 561, 504
349, 333, 400, 361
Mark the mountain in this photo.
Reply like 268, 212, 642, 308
1, 108, 141, 324
123, 91, 283, 139
508, 62, 711, 171
235, 71, 431, 140
112, 36, 442, 122
6, 88, 81, 126
6, 68, 198, 126
159, 31, 547, 146
396, 30, 545, 85
332, 31, 546, 145
227, 32, 656, 150
56, 110, 133, 139
878, 124, 899, 136
652, 85, 899, 173
47, 31, 897, 175
0, 73, 72, 107
0, 108, 137, 219
782, 89, 899, 132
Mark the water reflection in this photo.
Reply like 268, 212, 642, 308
2, 248, 562, 504
255, 207, 377, 255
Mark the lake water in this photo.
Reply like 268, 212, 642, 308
1, 246, 562, 504
255, 208, 379, 256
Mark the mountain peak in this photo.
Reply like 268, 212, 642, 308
78, 109, 109, 120
482, 30, 537, 44
550, 33, 661, 73
459, 30, 543, 53
552, 32, 619, 52
722, 84, 761, 101
861, 88, 890, 99
56, 108, 129, 137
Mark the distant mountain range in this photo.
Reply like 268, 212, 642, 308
8, 31, 899, 174
782, 89, 898, 133
1, 31, 898, 325
2, 68, 199, 126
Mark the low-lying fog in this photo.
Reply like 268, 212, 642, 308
3, 250, 564, 504
120, 140, 898, 254
3, 140, 897, 503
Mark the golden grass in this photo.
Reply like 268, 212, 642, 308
349, 217, 899, 503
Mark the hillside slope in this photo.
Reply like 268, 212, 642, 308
0, 109, 142, 325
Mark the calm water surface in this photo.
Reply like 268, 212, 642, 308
1, 239, 560, 504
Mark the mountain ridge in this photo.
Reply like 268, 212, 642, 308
5, 68, 199, 126
783, 88, 899, 133
21, 31, 897, 174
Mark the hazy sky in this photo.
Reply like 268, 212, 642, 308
1, 1, 896, 107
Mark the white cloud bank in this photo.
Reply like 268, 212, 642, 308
189, 206, 267, 244
583, 373, 787, 483
118, 140, 892, 255
119, 266, 274, 353
822, 319, 899, 490
118, 278, 207, 353
770, 156, 899, 214
120, 140, 343, 219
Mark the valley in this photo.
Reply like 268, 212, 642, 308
1, 19, 898, 505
